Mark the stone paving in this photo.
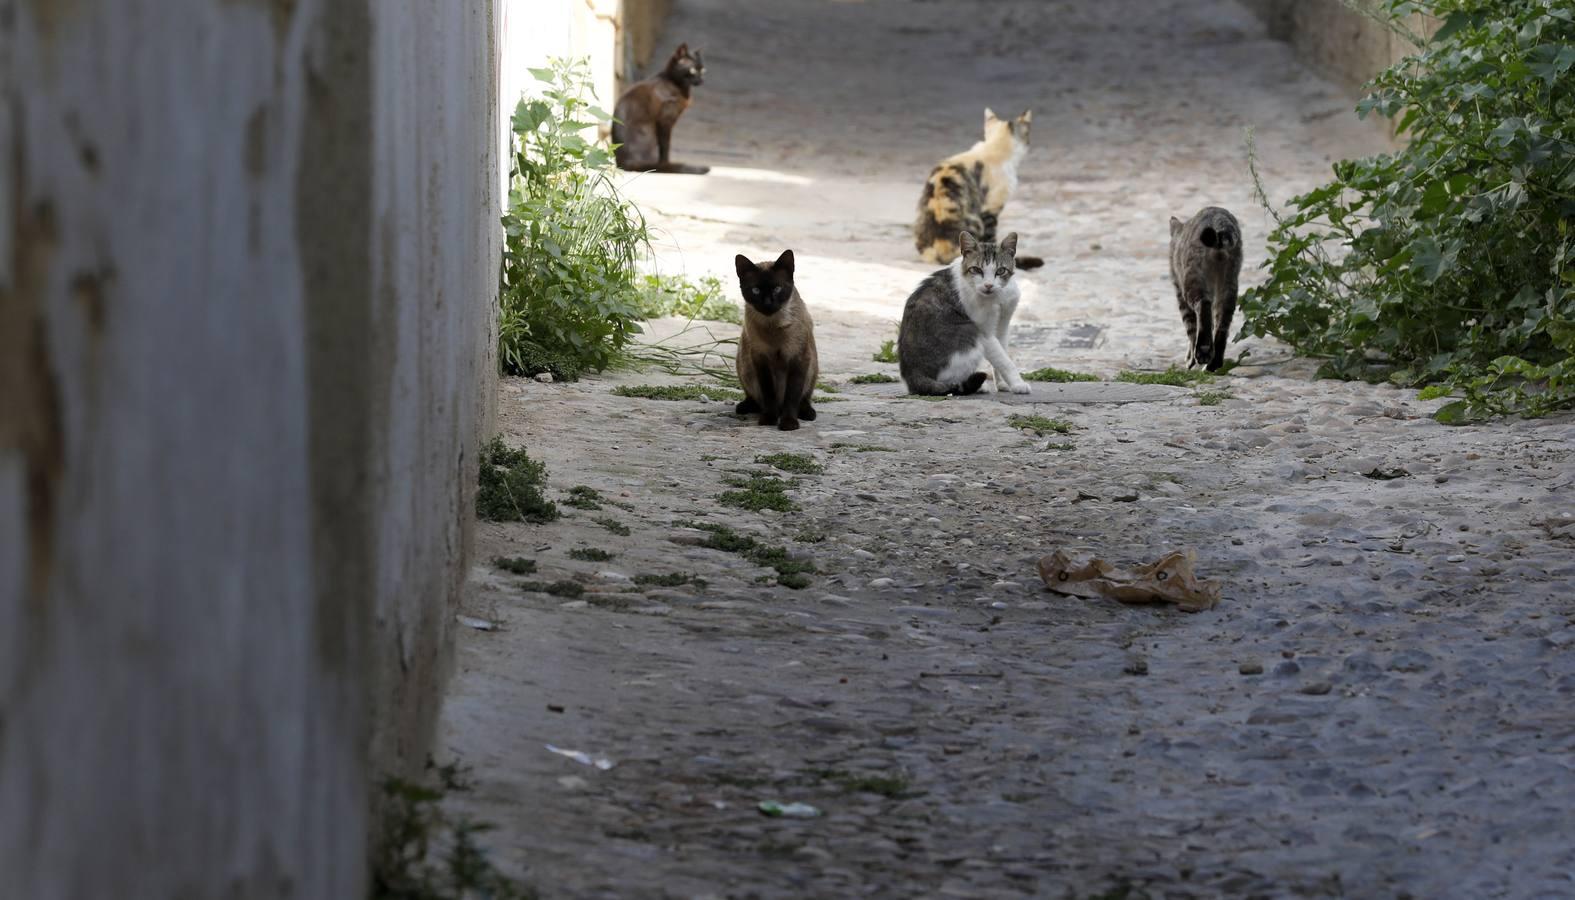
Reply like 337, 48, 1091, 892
439, 1, 1575, 896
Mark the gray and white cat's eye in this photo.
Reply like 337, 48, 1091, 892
996, 267, 1010, 277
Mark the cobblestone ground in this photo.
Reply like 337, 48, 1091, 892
439, 1, 1575, 896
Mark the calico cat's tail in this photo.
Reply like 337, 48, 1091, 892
1015, 254, 1045, 270
903, 371, 988, 396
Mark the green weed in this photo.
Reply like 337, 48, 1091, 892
477, 438, 559, 523
755, 452, 824, 475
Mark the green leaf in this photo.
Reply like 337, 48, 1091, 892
1432, 400, 1471, 424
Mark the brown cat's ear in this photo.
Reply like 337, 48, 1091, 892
1000, 232, 1018, 257
735, 254, 756, 279
774, 249, 795, 278
673, 43, 690, 59
1169, 216, 1183, 238
958, 231, 979, 254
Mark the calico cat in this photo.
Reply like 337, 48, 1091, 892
733, 250, 819, 431
914, 109, 1044, 269
898, 231, 1031, 396
1168, 207, 1243, 371
611, 44, 709, 175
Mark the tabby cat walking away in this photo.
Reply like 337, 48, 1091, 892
612, 44, 709, 175
733, 250, 819, 431
899, 231, 1031, 396
1168, 207, 1243, 371
914, 109, 1043, 269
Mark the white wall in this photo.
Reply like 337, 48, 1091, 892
0, 0, 498, 895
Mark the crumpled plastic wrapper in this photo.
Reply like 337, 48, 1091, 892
1037, 548, 1221, 613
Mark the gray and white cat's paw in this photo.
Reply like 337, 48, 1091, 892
1008, 381, 1032, 395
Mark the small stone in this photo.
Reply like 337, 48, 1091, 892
556, 775, 588, 790
1238, 661, 1264, 675
1300, 681, 1333, 696
533, 372, 554, 383
852, 549, 877, 560
1123, 658, 1149, 676
868, 577, 896, 589
1273, 660, 1301, 677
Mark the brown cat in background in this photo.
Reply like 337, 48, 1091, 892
611, 44, 709, 175
733, 250, 819, 431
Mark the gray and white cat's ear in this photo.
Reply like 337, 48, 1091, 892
735, 254, 755, 279
1000, 232, 1018, 257
1169, 217, 1183, 238
773, 249, 795, 278
958, 231, 979, 254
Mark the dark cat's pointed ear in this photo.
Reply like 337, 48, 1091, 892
674, 43, 689, 58
958, 231, 978, 254
1169, 216, 1183, 238
735, 254, 755, 279
774, 249, 795, 277
1000, 232, 1018, 256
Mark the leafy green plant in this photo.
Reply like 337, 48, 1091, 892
1024, 366, 1101, 383
592, 517, 631, 536
568, 547, 615, 562
849, 373, 899, 384
1196, 390, 1232, 406
372, 760, 532, 899
1241, 1, 1575, 420
872, 339, 898, 363
477, 438, 559, 523
636, 273, 741, 324
500, 58, 648, 381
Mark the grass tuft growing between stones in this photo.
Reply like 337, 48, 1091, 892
676, 520, 816, 589
568, 547, 615, 562
830, 442, 893, 452
633, 572, 708, 589
1196, 390, 1232, 406
849, 373, 899, 384
1024, 366, 1101, 383
719, 474, 799, 512
1008, 414, 1075, 436
756, 452, 824, 475
592, 516, 632, 536
519, 580, 585, 598
477, 438, 559, 523
1115, 367, 1213, 387
562, 485, 603, 510
612, 384, 745, 402
872, 339, 898, 363
493, 556, 537, 575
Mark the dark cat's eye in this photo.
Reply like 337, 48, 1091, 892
751, 287, 760, 296
773, 286, 783, 297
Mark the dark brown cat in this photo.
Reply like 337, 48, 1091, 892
611, 44, 709, 175
733, 250, 819, 431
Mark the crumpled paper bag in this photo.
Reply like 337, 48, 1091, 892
1037, 548, 1220, 612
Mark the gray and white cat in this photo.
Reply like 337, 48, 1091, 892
898, 231, 1031, 395
1169, 207, 1243, 371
